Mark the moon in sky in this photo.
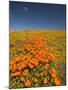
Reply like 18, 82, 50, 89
23, 6, 28, 12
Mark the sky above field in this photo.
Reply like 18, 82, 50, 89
9, 1, 66, 31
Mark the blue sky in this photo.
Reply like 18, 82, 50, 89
9, 1, 66, 31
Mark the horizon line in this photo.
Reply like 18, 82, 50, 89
9, 29, 65, 32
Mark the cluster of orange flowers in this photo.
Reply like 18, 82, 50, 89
10, 38, 61, 88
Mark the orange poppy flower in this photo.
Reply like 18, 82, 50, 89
50, 68, 57, 78
35, 53, 43, 60
12, 71, 21, 76
40, 72, 44, 76
21, 77, 25, 81
15, 57, 21, 63
13, 63, 17, 71
48, 53, 55, 61
28, 62, 34, 69
18, 61, 27, 71
18, 65, 22, 71
11, 69, 15, 72
18, 48, 23, 52
44, 78, 48, 84
50, 68, 56, 74
54, 78, 61, 86
16, 71, 21, 76
25, 80, 31, 87
44, 64, 49, 70
22, 69, 29, 76
31, 59, 39, 66
51, 72, 56, 79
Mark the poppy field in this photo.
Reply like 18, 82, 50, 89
9, 30, 66, 88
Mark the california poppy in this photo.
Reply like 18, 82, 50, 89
44, 78, 48, 84
54, 78, 61, 86
25, 80, 31, 87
